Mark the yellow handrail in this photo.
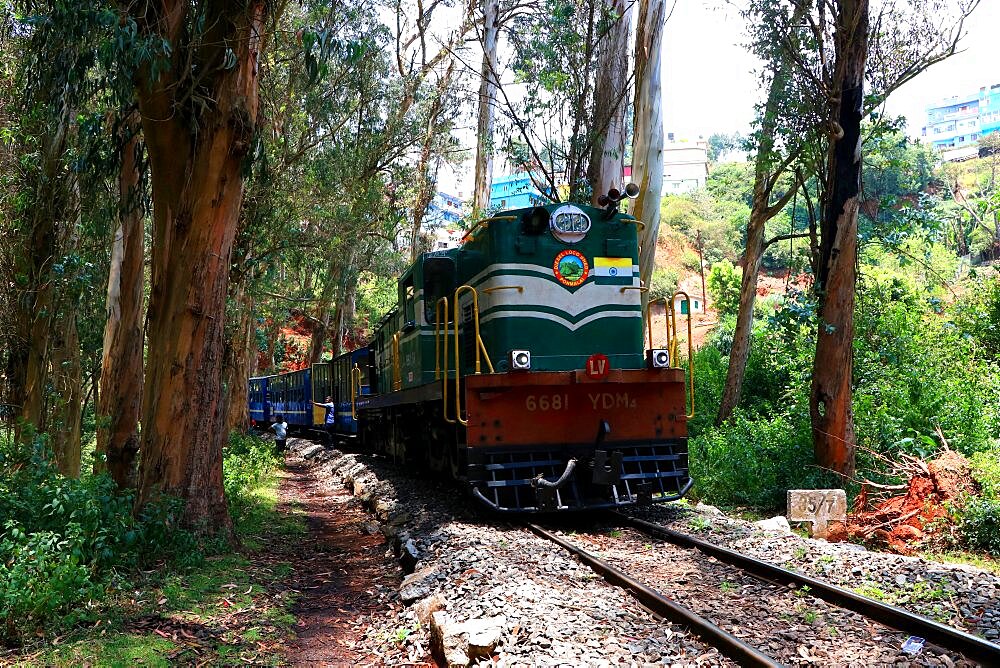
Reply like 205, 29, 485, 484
671, 291, 695, 419
645, 297, 668, 351
481, 285, 524, 295
350, 363, 363, 420
643, 293, 695, 418
392, 331, 402, 391
434, 297, 454, 424
461, 215, 518, 243
453, 285, 494, 426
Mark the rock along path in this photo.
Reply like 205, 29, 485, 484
276, 440, 413, 666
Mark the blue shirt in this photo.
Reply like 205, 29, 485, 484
319, 402, 336, 424
271, 421, 288, 439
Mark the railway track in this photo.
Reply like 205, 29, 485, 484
529, 513, 1000, 667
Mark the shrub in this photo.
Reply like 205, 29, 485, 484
951, 273, 1000, 361
681, 248, 702, 271
689, 410, 832, 508
960, 497, 1000, 553
649, 267, 679, 302
707, 260, 741, 316
223, 432, 280, 523
970, 443, 1000, 500
0, 433, 195, 645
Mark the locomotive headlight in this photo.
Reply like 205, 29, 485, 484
510, 350, 532, 371
649, 349, 670, 368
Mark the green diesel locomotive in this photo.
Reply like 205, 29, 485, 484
354, 196, 694, 512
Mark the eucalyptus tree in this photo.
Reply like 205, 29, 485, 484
473, 0, 501, 214
123, 0, 275, 532
1, 2, 132, 479
629, 0, 665, 291
96, 114, 146, 485
788, 0, 980, 474
715, 0, 981, 452
500, 0, 630, 202
586, 0, 631, 203
716, 0, 812, 426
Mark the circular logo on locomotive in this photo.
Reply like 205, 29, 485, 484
553, 250, 589, 287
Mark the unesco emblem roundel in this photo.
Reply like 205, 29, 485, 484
553, 250, 589, 287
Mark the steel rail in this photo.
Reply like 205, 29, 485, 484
526, 523, 784, 668
614, 512, 1000, 666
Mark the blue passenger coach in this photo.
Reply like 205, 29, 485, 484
249, 348, 371, 437
248, 375, 273, 425
269, 368, 312, 427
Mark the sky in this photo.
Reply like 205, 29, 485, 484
440, 0, 1000, 194
664, 0, 1000, 140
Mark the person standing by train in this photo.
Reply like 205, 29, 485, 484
313, 395, 336, 444
270, 414, 288, 454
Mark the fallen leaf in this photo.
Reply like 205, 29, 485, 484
158, 598, 167, 605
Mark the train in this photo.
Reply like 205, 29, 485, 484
249, 190, 694, 512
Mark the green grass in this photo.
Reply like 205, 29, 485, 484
853, 583, 891, 603
687, 516, 711, 532
39, 634, 177, 667
921, 550, 1000, 575
25, 473, 306, 667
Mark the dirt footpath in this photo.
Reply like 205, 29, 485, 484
277, 451, 405, 666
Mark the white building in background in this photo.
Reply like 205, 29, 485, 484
432, 226, 463, 251
663, 135, 709, 193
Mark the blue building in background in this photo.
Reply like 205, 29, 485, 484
980, 84, 1000, 138
923, 91, 981, 150
427, 191, 465, 225
489, 173, 548, 210
922, 83, 1000, 152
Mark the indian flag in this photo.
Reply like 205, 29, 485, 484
592, 257, 633, 278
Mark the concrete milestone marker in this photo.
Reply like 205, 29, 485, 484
787, 489, 847, 538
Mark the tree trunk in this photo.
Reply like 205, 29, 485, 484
97, 121, 144, 486
587, 0, 630, 204
629, 0, 665, 293
133, 1, 268, 534
223, 273, 255, 433
473, 0, 499, 215
715, 16, 804, 424
49, 309, 82, 477
13, 105, 72, 438
810, 0, 868, 478
717, 206, 766, 422
308, 265, 340, 363
332, 259, 358, 357
409, 62, 454, 262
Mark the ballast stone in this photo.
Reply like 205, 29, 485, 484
400, 565, 439, 603
754, 515, 793, 533
414, 593, 446, 627
300, 444, 325, 460
430, 610, 507, 667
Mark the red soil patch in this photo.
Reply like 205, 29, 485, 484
828, 451, 977, 554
